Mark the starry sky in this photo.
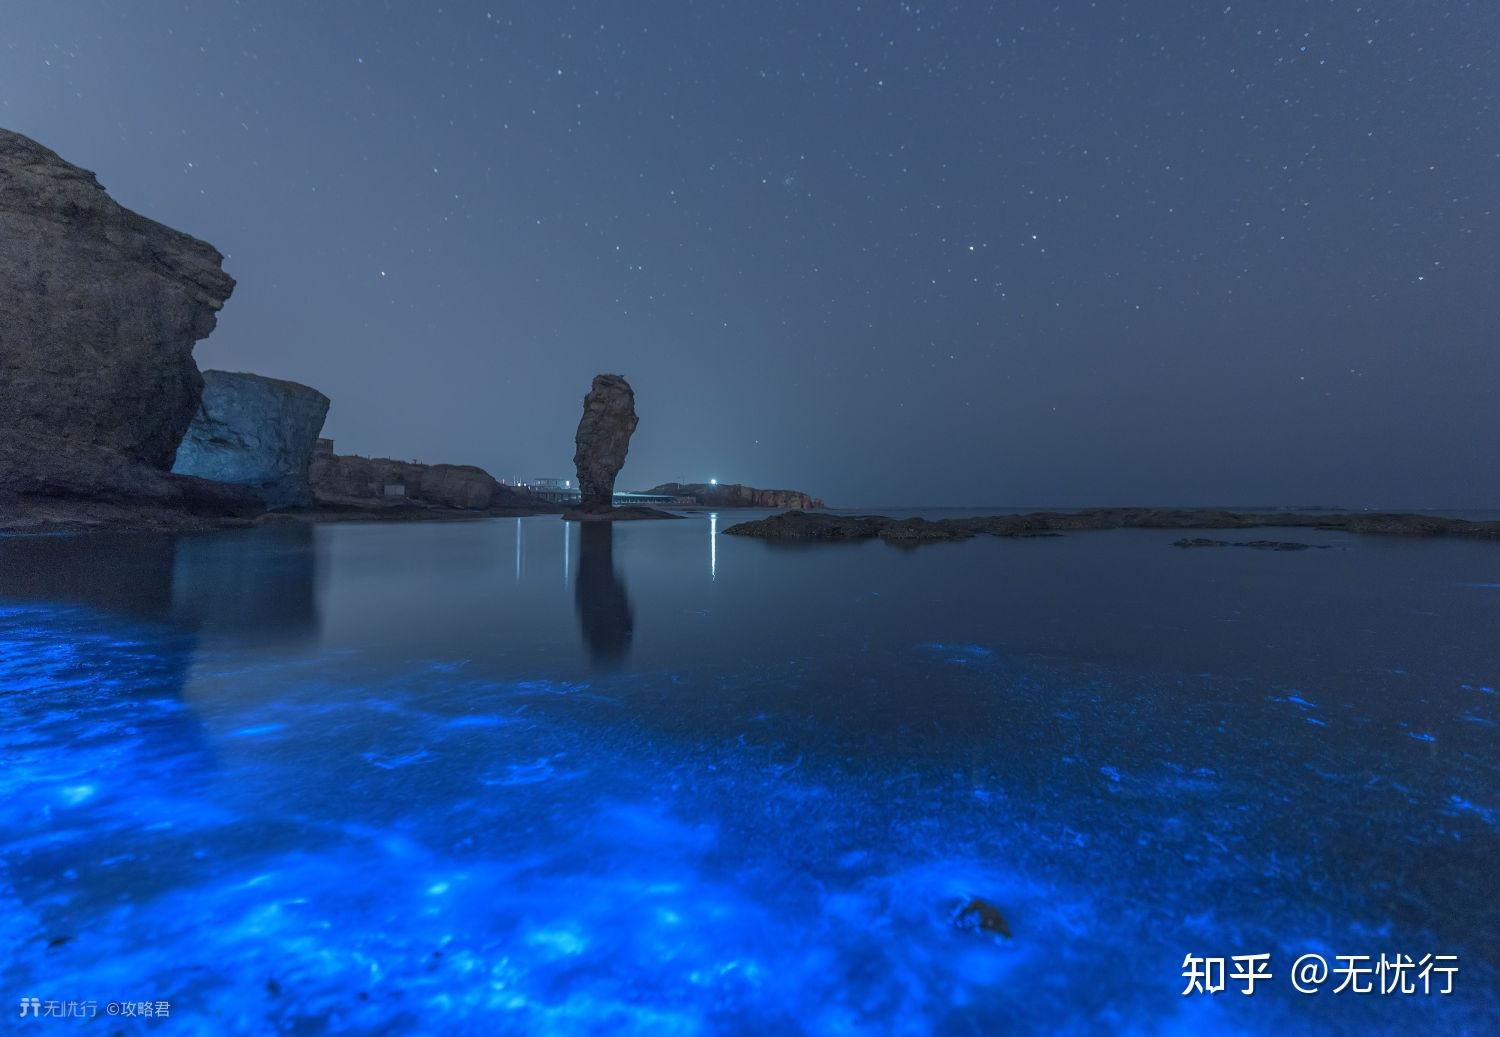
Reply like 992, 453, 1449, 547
3, 1, 1496, 508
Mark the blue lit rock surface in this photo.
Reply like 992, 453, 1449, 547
1, 520, 1496, 1033
172, 371, 330, 509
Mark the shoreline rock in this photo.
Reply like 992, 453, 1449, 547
721, 508, 1500, 546
309, 439, 554, 513
1, 128, 235, 470
172, 370, 330, 509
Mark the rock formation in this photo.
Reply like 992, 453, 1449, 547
644, 481, 825, 510
0, 127, 260, 529
0, 128, 235, 469
172, 370, 330, 509
308, 439, 545, 512
572, 374, 638, 513
722, 507, 1500, 547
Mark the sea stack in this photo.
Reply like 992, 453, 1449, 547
172, 370, 331, 509
572, 373, 638, 513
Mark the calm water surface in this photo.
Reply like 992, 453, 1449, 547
1, 513, 1497, 1034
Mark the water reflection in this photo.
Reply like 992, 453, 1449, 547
0, 523, 322, 646
710, 512, 718, 580
574, 522, 634, 669
172, 524, 322, 644
514, 517, 524, 582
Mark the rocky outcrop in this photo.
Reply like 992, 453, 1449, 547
0, 127, 235, 469
644, 481, 825, 510
308, 440, 546, 512
0, 437, 264, 531
171, 370, 330, 509
0, 127, 256, 530
572, 374, 638, 513
722, 508, 1500, 546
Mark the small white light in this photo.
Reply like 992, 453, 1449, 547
709, 478, 717, 485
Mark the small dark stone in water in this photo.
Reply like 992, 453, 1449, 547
46, 935, 71, 951
956, 897, 1012, 938
1173, 537, 1328, 551
266, 979, 281, 996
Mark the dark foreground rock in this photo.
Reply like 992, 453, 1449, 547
172, 371, 330, 509
308, 439, 553, 514
722, 508, 1500, 546
0, 438, 264, 532
643, 482, 825, 510
573, 374, 639, 514
0, 127, 258, 531
0, 127, 235, 469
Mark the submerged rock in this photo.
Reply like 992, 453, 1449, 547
572, 374, 639, 513
955, 897, 1012, 938
0, 127, 234, 470
642, 482, 825, 510
1172, 537, 1327, 551
172, 371, 330, 509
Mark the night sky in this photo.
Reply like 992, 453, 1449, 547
3, 2, 1496, 508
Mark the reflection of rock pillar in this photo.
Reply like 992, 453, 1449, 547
574, 522, 634, 668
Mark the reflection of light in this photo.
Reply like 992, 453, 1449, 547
515, 518, 523, 582
710, 513, 717, 581
563, 520, 569, 583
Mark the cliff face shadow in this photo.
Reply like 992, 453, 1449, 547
170, 522, 322, 645
574, 522, 634, 669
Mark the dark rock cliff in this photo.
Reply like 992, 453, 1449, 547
0, 127, 260, 529
172, 370, 330, 509
0, 127, 235, 469
572, 374, 638, 513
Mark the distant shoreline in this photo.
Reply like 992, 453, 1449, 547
721, 507, 1500, 546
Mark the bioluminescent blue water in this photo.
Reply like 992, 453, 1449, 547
1, 517, 1497, 1034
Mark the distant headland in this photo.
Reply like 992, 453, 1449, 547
723, 508, 1500, 545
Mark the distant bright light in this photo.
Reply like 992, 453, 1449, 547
709, 478, 717, 485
